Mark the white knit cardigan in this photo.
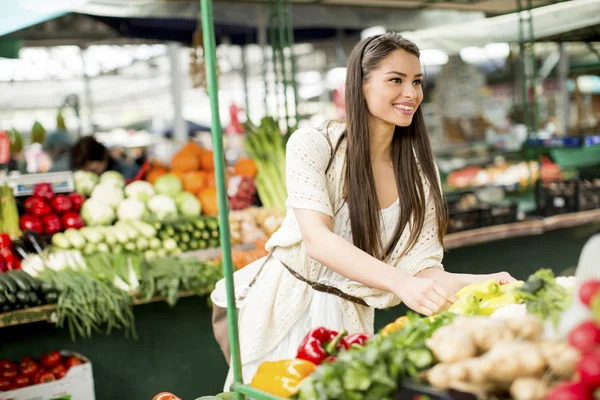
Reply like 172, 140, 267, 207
234, 122, 444, 368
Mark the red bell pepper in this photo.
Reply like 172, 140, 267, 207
296, 327, 348, 365
42, 214, 62, 235
33, 183, 54, 201
0, 233, 11, 248
50, 195, 72, 214
62, 212, 84, 229
24, 197, 52, 218
0, 247, 16, 271
68, 193, 85, 212
0, 377, 13, 392
33, 370, 56, 384
19, 215, 43, 234
340, 333, 373, 350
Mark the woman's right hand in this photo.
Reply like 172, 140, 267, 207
393, 275, 458, 316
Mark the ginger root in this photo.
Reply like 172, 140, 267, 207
510, 377, 548, 400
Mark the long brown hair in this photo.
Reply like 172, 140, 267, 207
336, 32, 447, 260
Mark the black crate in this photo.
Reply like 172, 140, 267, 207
578, 180, 600, 211
395, 382, 479, 400
486, 202, 519, 227
535, 180, 579, 217
447, 207, 487, 233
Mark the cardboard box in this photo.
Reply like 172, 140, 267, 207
0, 351, 95, 400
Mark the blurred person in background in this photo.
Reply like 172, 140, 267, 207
44, 130, 74, 173
70, 136, 139, 179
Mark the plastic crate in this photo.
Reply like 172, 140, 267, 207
535, 180, 579, 217
578, 180, 600, 211
394, 382, 479, 400
447, 207, 488, 233
486, 202, 519, 226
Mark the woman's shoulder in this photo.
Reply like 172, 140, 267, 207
287, 121, 346, 154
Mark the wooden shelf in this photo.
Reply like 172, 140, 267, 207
444, 209, 600, 249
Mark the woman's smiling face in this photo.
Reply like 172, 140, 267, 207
362, 49, 424, 128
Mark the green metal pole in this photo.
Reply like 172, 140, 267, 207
269, 1, 281, 120
276, 0, 291, 133
284, 0, 298, 126
517, 0, 530, 135
526, 0, 539, 133
199, 1, 243, 399
242, 44, 251, 118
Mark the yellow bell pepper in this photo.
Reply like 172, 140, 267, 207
381, 316, 409, 336
456, 279, 501, 300
250, 359, 316, 398
448, 292, 480, 316
478, 293, 518, 316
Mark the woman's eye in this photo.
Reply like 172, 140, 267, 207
413, 80, 423, 86
390, 78, 402, 84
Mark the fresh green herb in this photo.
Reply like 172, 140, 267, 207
513, 268, 571, 327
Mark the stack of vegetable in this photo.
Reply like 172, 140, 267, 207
19, 183, 85, 236
144, 140, 257, 215
0, 351, 86, 392
424, 314, 580, 400
51, 217, 220, 258
244, 117, 287, 210
0, 267, 58, 314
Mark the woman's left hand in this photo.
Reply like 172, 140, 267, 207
474, 272, 516, 285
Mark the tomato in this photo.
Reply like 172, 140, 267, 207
0, 378, 13, 392
13, 375, 31, 388
65, 357, 82, 369
153, 392, 182, 400
0, 360, 17, 380
34, 371, 56, 384
19, 358, 39, 377
50, 363, 67, 380
40, 351, 62, 368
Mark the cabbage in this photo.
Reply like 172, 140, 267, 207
117, 198, 146, 221
154, 174, 183, 197
175, 191, 202, 218
81, 199, 116, 226
148, 194, 178, 221
74, 170, 98, 196
91, 182, 124, 208
100, 171, 125, 188
124, 181, 155, 203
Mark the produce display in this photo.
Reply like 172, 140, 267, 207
189, 269, 597, 400
446, 159, 540, 190
0, 351, 86, 391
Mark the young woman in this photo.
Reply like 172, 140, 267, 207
220, 33, 515, 387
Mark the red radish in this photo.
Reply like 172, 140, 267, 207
33, 183, 54, 201
68, 193, 85, 212
578, 353, 600, 389
24, 197, 51, 217
569, 321, 600, 352
580, 280, 600, 307
546, 381, 592, 400
62, 212, 84, 229
19, 215, 43, 234
50, 195, 72, 214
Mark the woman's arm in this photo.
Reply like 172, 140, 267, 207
416, 268, 516, 293
294, 208, 457, 316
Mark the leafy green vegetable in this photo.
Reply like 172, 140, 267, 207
513, 268, 571, 327
296, 312, 454, 400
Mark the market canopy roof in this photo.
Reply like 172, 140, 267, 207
401, 0, 600, 55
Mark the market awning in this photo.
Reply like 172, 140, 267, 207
0, 0, 92, 37
401, 0, 600, 55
